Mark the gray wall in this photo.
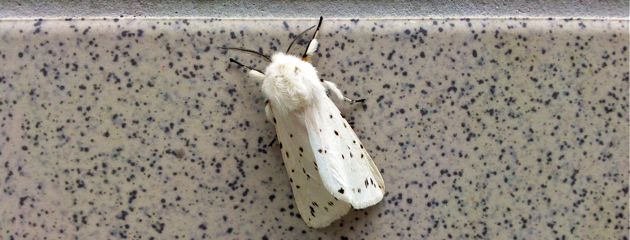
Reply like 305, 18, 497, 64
1, 0, 628, 19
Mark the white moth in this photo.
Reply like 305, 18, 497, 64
228, 17, 385, 228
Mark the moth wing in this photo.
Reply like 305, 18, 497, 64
304, 94, 385, 209
274, 108, 351, 228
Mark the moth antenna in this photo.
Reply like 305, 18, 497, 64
229, 58, 264, 74
286, 25, 317, 54
222, 47, 271, 62
303, 16, 324, 58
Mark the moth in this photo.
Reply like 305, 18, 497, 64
227, 17, 385, 228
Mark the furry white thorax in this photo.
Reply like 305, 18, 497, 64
262, 52, 325, 115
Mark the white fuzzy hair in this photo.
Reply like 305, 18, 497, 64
261, 53, 325, 115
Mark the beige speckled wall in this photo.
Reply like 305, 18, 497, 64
0, 18, 628, 239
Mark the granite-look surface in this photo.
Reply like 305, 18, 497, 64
0, 18, 627, 239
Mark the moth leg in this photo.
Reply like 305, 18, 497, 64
302, 16, 323, 62
267, 137, 277, 147
321, 79, 366, 103
229, 58, 265, 82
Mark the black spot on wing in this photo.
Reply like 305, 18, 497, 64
338, 188, 345, 194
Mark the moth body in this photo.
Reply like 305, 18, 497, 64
228, 17, 385, 228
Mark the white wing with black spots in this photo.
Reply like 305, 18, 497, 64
304, 92, 385, 209
272, 105, 352, 228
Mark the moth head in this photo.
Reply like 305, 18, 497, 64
265, 52, 316, 78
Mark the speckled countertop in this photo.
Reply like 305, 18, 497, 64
0, 18, 628, 239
